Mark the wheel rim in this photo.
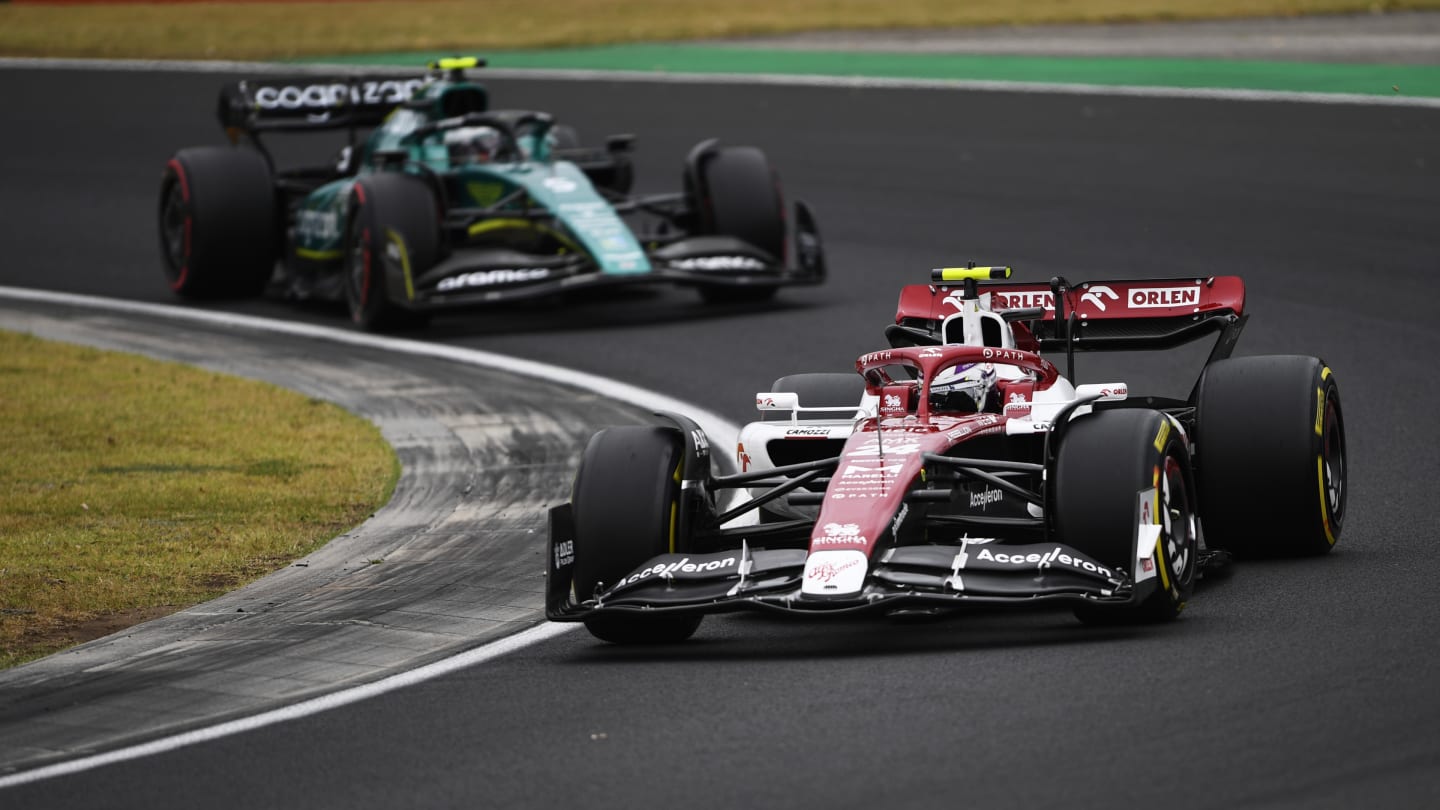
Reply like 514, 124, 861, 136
1320, 389, 1346, 533
345, 221, 370, 319
1160, 454, 1196, 589
159, 178, 189, 285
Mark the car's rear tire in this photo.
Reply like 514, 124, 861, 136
158, 146, 278, 299
760, 373, 865, 421
691, 146, 785, 305
345, 173, 437, 332
1194, 355, 1345, 557
572, 425, 703, 644
1054, 409, 1198, 624
756, 373, 861, 523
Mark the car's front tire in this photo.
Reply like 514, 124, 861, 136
1054, 409, 1198, 624
689, 145, 786, 305
572, 425, 703, 644
344, 173, 437, 332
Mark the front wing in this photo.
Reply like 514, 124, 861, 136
385, 201, 825, 312
546, 506, 1152, 621
398, 257, 823, 311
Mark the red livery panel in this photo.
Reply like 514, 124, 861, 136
895, 276, 1245, 325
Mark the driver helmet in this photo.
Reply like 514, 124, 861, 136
445, 126, 502, 165
929, 362, 998, 413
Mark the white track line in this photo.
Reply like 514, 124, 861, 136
3, 43, 1421, 780
0, 286, 743, 788
0, 623, 574, 789
3, 56, 1438, 108
0, 287, 742, 464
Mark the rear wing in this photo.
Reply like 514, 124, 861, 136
892, 274, 1246, 355
217, 74, 433, 135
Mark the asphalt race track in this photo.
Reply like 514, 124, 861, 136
2, 66, 1439, 808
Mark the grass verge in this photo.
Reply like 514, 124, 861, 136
0, 329, 398, 669
1, 0, 1437, 61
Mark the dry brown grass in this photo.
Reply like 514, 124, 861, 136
0, 330, 397, 668
2, 0, 1437, 60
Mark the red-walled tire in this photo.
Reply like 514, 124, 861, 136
344, 173, 437, 332
158, 147, 277, 299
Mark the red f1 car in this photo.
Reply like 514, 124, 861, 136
546, 267, 1346, 643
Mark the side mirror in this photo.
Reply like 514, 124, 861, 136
755, 392, 799, 412
1074, 383, 1129, 402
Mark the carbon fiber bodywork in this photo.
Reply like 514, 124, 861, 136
163, 60, 825, 324
543, 270, 1325, 639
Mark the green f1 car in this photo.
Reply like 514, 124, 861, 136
158, 57, 825, 330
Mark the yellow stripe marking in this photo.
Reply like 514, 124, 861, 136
668, 457, 683, 554
467, 218, 583, 254
296, 247, 343, 261
384, 228, 416, 301
1317, 455, 1337, 546
468, 218, 535, 237
1315, 367, 1332, 436
1314, 368, 1336, 544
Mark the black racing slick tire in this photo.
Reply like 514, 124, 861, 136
158, 147, 278, 299
344, 173, 438, 333
1054, 409, 1199, 624
1194, 355, 1346, 557
756, 373, 862, 524
572, 426, 703, 644
692, 146, 786, 305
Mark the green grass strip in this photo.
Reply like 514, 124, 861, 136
303, 45, 1440, 98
